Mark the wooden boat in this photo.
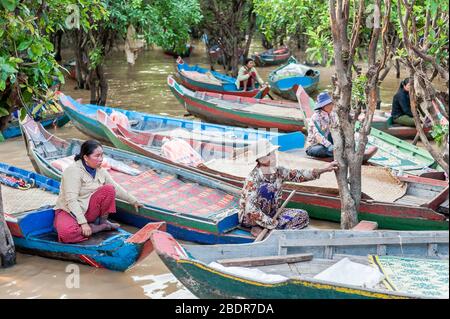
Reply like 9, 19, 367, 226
164, 44, 194, 58
19, 116, 255, 244
176, 57, 270, 98
95, 108, 449, 230
252, 46, 291, 67
297, 85, 430, 139
96, 109, 239, 166
268, 57, 320, 99
169, 76, 436, 172
0, 162, 165, 271
57, 92, 304, 151
168, 75, 308, 132
151, 229, 449, 298
1, 111, 69, 141
296, 86, 438, 171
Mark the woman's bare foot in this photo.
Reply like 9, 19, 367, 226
251, 226, 263, 237
104, 220, 120, 230
89, 223, 110, 234
99, 215, 120, 230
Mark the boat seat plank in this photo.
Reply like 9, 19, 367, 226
280, 235, 449, 248
217, 253, 313, 267
34, 230, 122, 245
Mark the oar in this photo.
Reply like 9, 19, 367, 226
255, 189, 297, 242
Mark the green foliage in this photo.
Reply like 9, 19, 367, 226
253, 0, 332, 63
431, 123, 449, 147
107, 0, 202, 54
0, 2, 64, 116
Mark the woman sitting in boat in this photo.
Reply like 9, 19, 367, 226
239, 142, 338, 237
305, 92, 378, 160
391, 78, 415, 127
54, 140, 143, 243
236, 58, 267, 91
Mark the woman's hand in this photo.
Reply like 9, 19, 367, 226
320, 161, 339, 174
81, 223, 92, 237
134, 202, 144, 213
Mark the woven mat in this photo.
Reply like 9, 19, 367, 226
1, 185, 57, 216
369, 255, 449, 298
204, 151, 407, 203
108, 170, 237, 218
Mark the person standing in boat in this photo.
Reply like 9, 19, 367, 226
54, 140, 143, 243
236, 58, 267, 91
239, 142, 338, 237
391, 78, 415, 127
305, 91, 378, 160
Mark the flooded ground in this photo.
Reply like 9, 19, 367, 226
0, 39, 428, 299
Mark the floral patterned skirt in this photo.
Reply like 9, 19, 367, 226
276, 208, 309, 230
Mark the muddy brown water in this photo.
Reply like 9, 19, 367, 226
0, 39, 418, 299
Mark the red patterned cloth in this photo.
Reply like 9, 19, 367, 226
54, 185, 116, 243
108, 169, 237, 217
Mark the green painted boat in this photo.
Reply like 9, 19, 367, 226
151, 229, 449, 299
19, 115, 255, 245
96, 107, 449, 231
295, 86, 438, 172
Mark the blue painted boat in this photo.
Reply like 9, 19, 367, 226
268, 57, 320, 99
175, 58, 270, 98
58, 92, 304, 151
19, 116, 255, 245
0, 162, 165, 271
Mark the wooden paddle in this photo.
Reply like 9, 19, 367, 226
255, 189, 297, 242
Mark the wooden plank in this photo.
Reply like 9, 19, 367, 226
280, 235, 449, 248
217, 253, 313, 267
352, 221, 378, 231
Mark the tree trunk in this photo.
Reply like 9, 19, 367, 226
89, 65, 108, 106
242, 11, 256, 60
0, 185, 16, 268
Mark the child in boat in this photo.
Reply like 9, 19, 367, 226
305, 91, 378, 160
238, 142, 338, 237
236, 58, 266, 91
391, 78, 415, 127
54, 140, 143, 243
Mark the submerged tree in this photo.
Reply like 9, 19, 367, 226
200, 0, 256, 76
397, 0, 449, 174
328, 0, 397, 228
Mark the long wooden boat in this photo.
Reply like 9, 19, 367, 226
96, 109, 239, 165
268, 57, 320, 99
175, 57, 270, 98
151, 229, 449, 298
252, 46, 291, 67
57, 92, 304, 151
1, 111, 69, 141
19, 116, 255, 244
95, 109, 449, 231
169, 76, 436, 172
0, 162, 164, 271
168, 75, 308, 132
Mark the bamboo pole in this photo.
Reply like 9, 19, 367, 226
255, 190, 296, 242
